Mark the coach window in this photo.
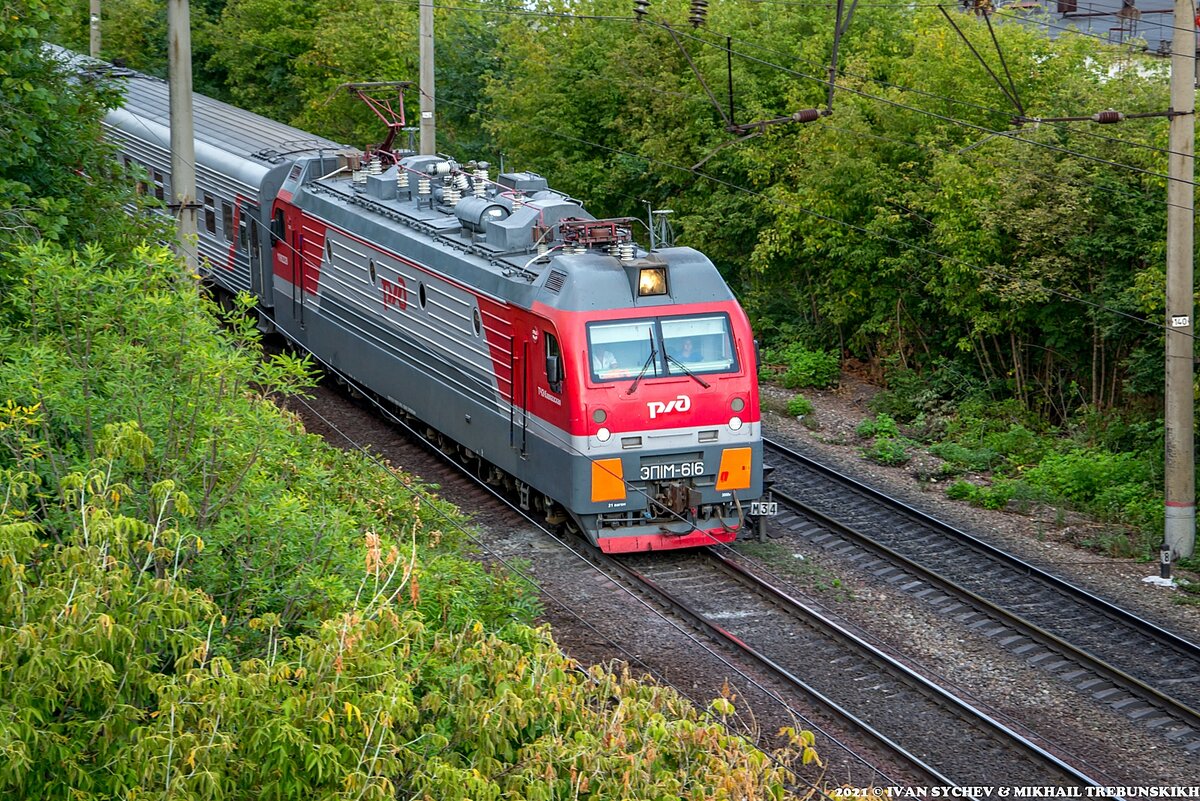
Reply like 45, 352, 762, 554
204, 194, 217, 235
222, 201, 235, 243
544, 332, 564, 393
152, 170, 165, 201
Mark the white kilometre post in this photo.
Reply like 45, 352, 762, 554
1163, 0, 1196, 561
419, 0, 435, 155
168, 0, 197, 273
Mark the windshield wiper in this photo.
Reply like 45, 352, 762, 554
626, 331, 658, 395
665, 354, 711, 388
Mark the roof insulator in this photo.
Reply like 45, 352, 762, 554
633, 0, 650, 21
689, 0, 708, 27
1091, 109, 1125, 124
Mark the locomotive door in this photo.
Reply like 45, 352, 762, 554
291, 228, 305, 326
508, 339, 528, 458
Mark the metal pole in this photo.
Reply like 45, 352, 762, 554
419, 0, 436, 156
168, 0, 197, 272
89, 0, 101, 58
1164, 0, 1195, 561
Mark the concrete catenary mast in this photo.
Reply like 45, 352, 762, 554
1163, 0, 1195, 561
167, 0, 197, 272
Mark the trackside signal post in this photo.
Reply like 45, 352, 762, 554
1163, 0, 1195, 562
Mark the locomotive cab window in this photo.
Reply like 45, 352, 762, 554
588, 319, 657, 381
662, 314, 738, 376
544, 332, 564, 392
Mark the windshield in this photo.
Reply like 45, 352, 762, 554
588, 314, 737, 382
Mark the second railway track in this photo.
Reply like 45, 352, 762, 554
608, 546, 1106, 788
763, 437, 1200, 754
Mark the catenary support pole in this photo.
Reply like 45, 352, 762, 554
89, 0, 100, 57
168, 0, 197, 272
419, 0, 435, 155
1163, 0, 1196, 561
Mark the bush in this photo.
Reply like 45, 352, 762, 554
762, 343, 840, 389
787, 395, 814, 417
861, 435, 910, 466
945, 479, 1017, 510
869, 357, 985, 422
856, 413, 900, 439
1022, 449, 1158, 533
0, 455, 802, 800
929, 441, 998, 472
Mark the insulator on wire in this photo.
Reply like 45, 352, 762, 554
791, 108, 822, 124
689, 0, 708, 27
1091, 109, 1125, 124
633, 0, 650, 21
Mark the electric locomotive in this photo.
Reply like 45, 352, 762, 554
87, 53, 770, 552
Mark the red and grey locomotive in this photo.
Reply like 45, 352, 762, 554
96, 59, 769, 553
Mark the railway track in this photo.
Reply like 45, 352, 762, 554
763, 437, 1200, 754
285, 368, 1160, 787
289, 382, 927, 787
606, 547, 1106, 789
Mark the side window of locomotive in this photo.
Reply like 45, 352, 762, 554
222, 201, 235, 243
587, 319, 656, 381
152, 170, 166, 201
203, 194, 217, 235
272, 210, 285, 244
544, 332, 564, 393
661, 314, 738, 376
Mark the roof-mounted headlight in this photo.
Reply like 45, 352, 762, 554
638, 266, 668, 297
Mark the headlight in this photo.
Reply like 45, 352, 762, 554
729, 416, 743, 431
597, 427, 612, 442
638, 267, 668, 296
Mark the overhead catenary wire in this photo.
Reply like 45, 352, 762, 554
450, 38, 1193, 216
189, 35, 1195, 346
434, 90, 1193, 346
378, 0, 1192, 160
644, 17, 1191, 168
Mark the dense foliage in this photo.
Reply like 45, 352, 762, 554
0, 415, 804, 798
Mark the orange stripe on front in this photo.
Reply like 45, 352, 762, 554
591, 458, 626, 503
715, 447, 752, 491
